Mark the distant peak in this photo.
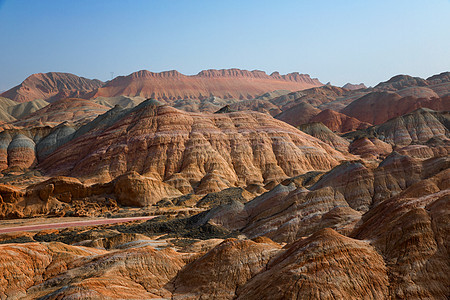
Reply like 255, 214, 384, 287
386, 74, 415, 83
129, 70, 183, 79
196, 68, 268, 78
342, 83, 367, 90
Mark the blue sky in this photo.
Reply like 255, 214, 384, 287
0, 0, 449, 90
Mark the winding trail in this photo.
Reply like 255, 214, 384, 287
0, 216, 157, 234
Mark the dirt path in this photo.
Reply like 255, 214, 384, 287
0, 216, 158, 234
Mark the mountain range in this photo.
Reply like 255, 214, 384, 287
0, 68, 449, 299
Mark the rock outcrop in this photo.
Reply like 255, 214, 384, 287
0, 242, 107, 299
39, 100, 348, 193
342, 82, 367, 90
373, 108, 449, 146
349, 137, 392, 159
13, 98, 109, 127
342, 92, 450, 125
310, 109, 371, 133
236, 229, 389, 300
374, 74, 430, 91
1, 72, 104, 103
173, 238, 280, 299
0, 242, 185, 299
274, 102, 320, 127
0, 172, 185, 219
353, 171, 450, 299
90, 69, 322, 101
298, 122, 350, 152
7, 99, 49, 119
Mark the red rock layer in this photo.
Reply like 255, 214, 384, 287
342, 92, 450, 125
90, 69, 322, 101
274, 102, 320, 127
349, 137, 392, 159
310, 109, 371, 132
1, 72, 104, 103
39, 101, 349, 193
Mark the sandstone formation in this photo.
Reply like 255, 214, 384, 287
113, 171, 182, 206
0, 172, 185, 219
372, 108, 449, 146
4, 134, 36, 169
173, 238, 281, 299
427, 71, 450, 85
341, 92, 450, 125
1, 72, 104, 103
374, 74, 430, 91
349, 137, 392, 159
0, 97, 17, 110
0, 109, 15, 124
270, 85, 347, 109
197, 154, 449, 244
229, 99, 282, 116
39, 100, 348, 193
0, 97, 17, 123
310, 109, 371, 133
0, 242, 185, 299
395, 86, 439, 99
89, 69, 322, 102
1, 70, 449, 300
397, 143, 449, 159
92, 95, 147, 109
7, 98, 49, 119
353, 171, 450, 299
173, 96, 240, 114
373, 73, 450, 97
274, 102, 320, 127
13, 98, 109, 127
0, 242, 107, 299
342, 82, 367, 90
298, 122, 350, 152
236, 229, 389, 300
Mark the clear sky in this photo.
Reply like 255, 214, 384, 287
1, 0, 449, 91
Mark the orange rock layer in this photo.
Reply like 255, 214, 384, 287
90, 69, 322, 101
39, 101, 349, 193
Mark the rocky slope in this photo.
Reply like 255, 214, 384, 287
0, 70, 449, 299
7, 98, 49, 119
38, 100, 349, 193
236, 229, 389, 300
0, 98, 50, 125
274, 102, 320, 127
344, 108, 450, 149
12, 98, 109, 127
342, 82, 367, 90
372, 108, 449, 146
0, 151, 448, 299
89, 69, 322, 101
341, 92, 450, 125
1, 72, 104, 103
353, 170, 450, 299
298, 122, 350, 152
310, 109, 371, 132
